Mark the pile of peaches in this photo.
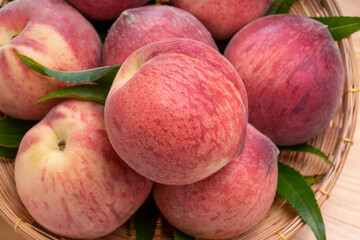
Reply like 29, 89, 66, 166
0, 0, 344, 239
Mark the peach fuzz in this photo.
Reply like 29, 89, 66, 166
104, 38, 248, 185
0, 0, 101, 120
170, 0, 272, 40
102, 5, 218, 66
14, 100, 153, 239
153, 124, 279, 239
65, 0, 150, 21
224, 14, 344, 146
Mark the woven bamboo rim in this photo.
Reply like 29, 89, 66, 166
0, 0, 359, 239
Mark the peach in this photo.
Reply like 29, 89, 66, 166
0, 0, 101, 120
14, 100, 153, 239
224, 14, 344, 146
104, 38, 248, 185
153, 124, 279, 239
170, 0, 272, 40
102, 5, 218, 66
65, 0, 150, 21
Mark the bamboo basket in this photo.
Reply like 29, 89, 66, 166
0, 0, 359, 239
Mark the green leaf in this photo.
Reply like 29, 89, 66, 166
312, 16, 360, 41
277, 162, 326, 240
278, 143, 332, 165
266, 0, 298, 15
15, 50, 47, 75
128, 215, 135, 236
304, 174, 325, 185
0, 146, 18, 159
14, 50, 120, 86
266, 0, 284, 15
134, 195, 160, 240
93, 66, 120, 86
37, 85, 110, 105
0, 119, 37, 148
173, 228, 195, 240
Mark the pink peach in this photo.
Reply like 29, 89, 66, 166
102, 5, 218, 66
170, 0, 272, 40
14, 100, 153, 239
104, 38, 248, 185
65, 0, 150, 21
153, 124, 279, 239
224, 14, 344, 145
0, 0, 101, 120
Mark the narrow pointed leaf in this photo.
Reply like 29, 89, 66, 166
277, 162, 326, 240
93, 66, 120, 86
304, 174, 326, 185
37, 85, 110, 105
128, 215, 135, 236
278, 143, 331, 165
266, 0, 284, 15
15, 50, 120, 86
134, 195, 160, 240
266, 0, 298, 15
313, 16, 360, 41
0, 119, 37, 148
15, 50, 47, 75
0, 146, 18, 159
173, 228, 195, 240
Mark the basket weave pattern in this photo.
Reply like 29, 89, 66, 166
0, 0, 359, 239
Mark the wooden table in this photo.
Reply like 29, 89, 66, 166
1, 1, 360, 239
